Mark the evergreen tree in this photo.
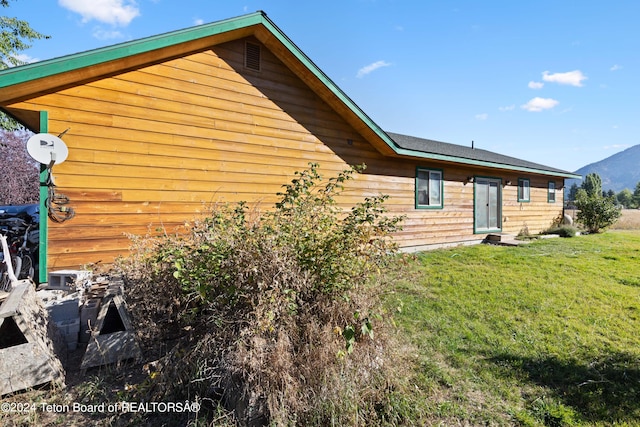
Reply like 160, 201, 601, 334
581, 173, 602, 198
567, 182, 579, 202
633, 182, 640, 208
1, 0, 49, 130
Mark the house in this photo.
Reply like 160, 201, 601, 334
0, 11, 580, 283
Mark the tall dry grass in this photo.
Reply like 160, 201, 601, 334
610, 209, 640, 230
565, 208, 640, 231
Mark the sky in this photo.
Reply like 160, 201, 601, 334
6, 0, 640, 173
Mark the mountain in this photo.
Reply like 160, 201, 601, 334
567, 144, 640, 193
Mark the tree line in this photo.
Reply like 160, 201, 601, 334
567, 178, 640, 209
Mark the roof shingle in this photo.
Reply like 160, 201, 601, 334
386, 132, 578, 177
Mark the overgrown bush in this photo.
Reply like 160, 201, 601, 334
574, 189, 622, 233
118, 163, 410, 426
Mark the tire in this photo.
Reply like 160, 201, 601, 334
13, 256, 22, 280
0, 263, 11, 291
17, 254, 34, 280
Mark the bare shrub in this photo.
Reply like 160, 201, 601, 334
118, 164, 409, 426
0, 130, 39, 204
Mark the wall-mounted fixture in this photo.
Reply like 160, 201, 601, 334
505, 180, 512, 186
466, 176, 475, 183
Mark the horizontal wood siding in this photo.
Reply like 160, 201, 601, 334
8, 37, 565, 270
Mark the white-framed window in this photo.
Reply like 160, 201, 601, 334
548, 181, 556, 203
518, 178, 530, 202
416, 167, 443, 209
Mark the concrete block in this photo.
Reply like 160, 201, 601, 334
55, 317, 80, 337
55, 317, 80, 352
46, 297, 80, 322
80, 298, 101, 343
47, 270, 91, 292
36, 289, 66, 304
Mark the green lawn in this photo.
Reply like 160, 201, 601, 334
386, 230, 640, 426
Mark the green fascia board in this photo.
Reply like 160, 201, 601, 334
0, 12, 267, 88
0, 11, 581, 180
0, 10, 395, 154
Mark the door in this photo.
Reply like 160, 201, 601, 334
475, 178, 501, 232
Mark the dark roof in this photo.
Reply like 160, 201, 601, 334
387, 132, 580, 178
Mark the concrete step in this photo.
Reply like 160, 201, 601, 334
484, 233, 527, 246
485, 233, 516, 242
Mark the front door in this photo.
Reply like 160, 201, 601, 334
475, 178, 501, 232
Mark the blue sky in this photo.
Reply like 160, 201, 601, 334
8, 0, 640, 172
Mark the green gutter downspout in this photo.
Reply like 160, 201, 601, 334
38, 111, 48, 284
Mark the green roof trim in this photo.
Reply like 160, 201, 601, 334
395, 146, 580, 178
0, 12, 266, 88
0, 11, 578, 179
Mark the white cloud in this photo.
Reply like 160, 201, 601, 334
356, 60, 391, 78
14, 53, 39, 64
542, 70, 587, 87
194, 18, 204, 25
59, 0, 140, 26
528, 81, 544, 89
610, 64, 622, 71
92, 27, 124, 40
499, 105, 515, 111
475, 113, 488, 120
521, 97, 559, 112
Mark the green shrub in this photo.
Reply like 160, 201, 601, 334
543, 225, 579, 238
118, 163, 406, 426
574, 188, 622, 233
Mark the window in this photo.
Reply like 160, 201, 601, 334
416, 168, 443, 209
548, 181, 556, 203
518, 178, 530, 202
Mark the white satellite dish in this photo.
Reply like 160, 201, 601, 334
26, 133, 69, 165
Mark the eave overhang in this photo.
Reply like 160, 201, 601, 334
390, 147, 581, 179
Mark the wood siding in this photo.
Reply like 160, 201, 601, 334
8, 37, 564, 270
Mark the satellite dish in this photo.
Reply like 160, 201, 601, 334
26, 133, 69, 165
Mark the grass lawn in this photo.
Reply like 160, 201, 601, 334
386, 230, 640, 426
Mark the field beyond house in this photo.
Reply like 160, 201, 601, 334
565, 207, 640, 230
611, 208, 640, 230
386, 230, 640, 426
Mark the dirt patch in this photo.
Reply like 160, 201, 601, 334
1, 315, 152, 427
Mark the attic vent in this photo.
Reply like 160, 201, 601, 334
245, 42, 261, 71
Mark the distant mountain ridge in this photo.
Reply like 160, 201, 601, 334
567, 144, 640, 193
